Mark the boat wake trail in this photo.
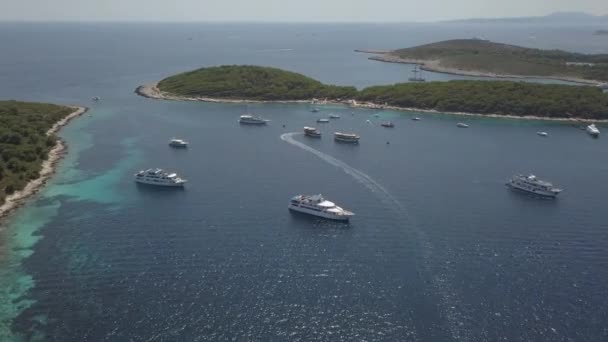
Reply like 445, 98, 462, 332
280, 132, 475, 342
280, 132, 400, 208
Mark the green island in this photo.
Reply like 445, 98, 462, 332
367, 39, 608, 83
0, 101, 75, 206
157, 65, 357, 100
142, 65, 608, 120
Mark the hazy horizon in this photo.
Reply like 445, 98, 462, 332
1, 0, 607, 23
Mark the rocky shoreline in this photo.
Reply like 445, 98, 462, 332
0, 106, 88, 224
136, 84, 606, 123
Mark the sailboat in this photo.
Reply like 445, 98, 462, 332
408, 65, 426, 82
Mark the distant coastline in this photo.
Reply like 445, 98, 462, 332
357, 51, 603, 86
0, 106, 87, 224
135, 83, 607, 123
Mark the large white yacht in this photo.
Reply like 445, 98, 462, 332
334, 132, 360, 144
239, 115, 268, 125
586, 124, 600, 137
288, 194, 354, 221
506, 174, 562, 198
134, 168, 187, 187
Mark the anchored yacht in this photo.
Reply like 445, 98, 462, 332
134, 168, 187, 187
304, 126, 322, 138
329, 114, 341, 119
239, 115, 268, 125
288, 194, 354, 221
586, 124, 600, 137
334, 132, 360, 144
381, 121, 395, 128
506, 174, 562, 198
317, 118, 330, 123
537, 131, 548, 137
169, 138, 188, 148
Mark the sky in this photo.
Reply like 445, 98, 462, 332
1, 0, 606, 22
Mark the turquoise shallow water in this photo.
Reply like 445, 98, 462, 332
1, 23, 608, 341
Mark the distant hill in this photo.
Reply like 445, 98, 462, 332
374, 39, 608, 82
444, 12, 608, 25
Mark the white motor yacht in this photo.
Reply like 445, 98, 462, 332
506, 174, 562, 198
134, 169, 187, 187
288, 194, 354, 221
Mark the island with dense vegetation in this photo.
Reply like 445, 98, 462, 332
155, 65, 357, 100
361, 39, 608, 84
137, 65, 608, 120
0, 101, 85, 219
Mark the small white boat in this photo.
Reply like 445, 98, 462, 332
92, 96, 100, 102
457, 123, 469, 128
412, 117, 421, 121
134, 168, 187, 187
329, 114, 341, 119
586, 124, 600, 137
334, 132, 360, 144
169, 138, 188, 148
304, 126, 321, 138
537, 131, 548, 137
239, 115, 268, 125
381, 121, 395, 128
288, 194, 354, 221
317, 118, 330, 123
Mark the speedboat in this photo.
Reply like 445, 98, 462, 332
586, 124, 600, 137
304, 126, 321, 138
317, 118, 330, 123
169, 138, 188, 148
506, 174, 562, 198
457, 122, 469, 128
381, 121, 395, 128
134, 168, 187, 187
92, 96, 100, 102
412, 117, 421, 121
311, 108, 320, 113
239, 115, 268, 125
334, 132, 360, 144
537, 131, 548, 137
329, 114, 341, 119
288, 194, 354, 221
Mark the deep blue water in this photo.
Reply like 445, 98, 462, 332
1, 23, 608, 341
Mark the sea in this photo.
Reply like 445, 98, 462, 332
0, 22, 607, 341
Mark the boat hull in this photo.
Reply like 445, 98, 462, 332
334, 137, 359, 144
304, 132, 321, 138
135, 179, 186, 187
506, 182, 559, 198
239, 120, 267, 125
288, 205, 351, 221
